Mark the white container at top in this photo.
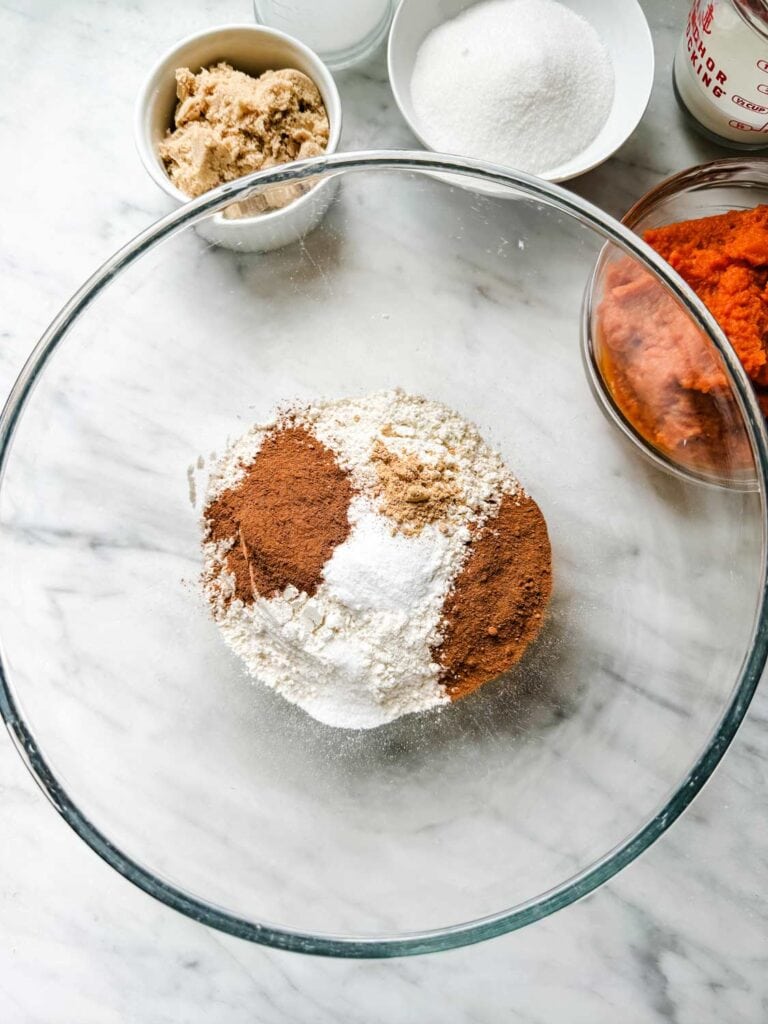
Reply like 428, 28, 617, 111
134, 24, 342, 252
674, 0, 768, 149
253, 0, 394, 70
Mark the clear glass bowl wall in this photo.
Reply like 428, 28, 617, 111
0, 154, 766, 957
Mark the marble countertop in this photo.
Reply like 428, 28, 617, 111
1, 0, 767, 1020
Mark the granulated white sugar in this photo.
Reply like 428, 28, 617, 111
409, 0, 614, 176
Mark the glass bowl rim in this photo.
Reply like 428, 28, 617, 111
1, 150, 767, 958
623, 156, 768, 226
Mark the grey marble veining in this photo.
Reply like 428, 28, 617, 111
1, 0, 768, 1021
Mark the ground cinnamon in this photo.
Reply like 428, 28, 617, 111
435, 492, 552, 700
204, 426, 352, 603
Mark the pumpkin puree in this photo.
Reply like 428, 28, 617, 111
597, 205, 768, 472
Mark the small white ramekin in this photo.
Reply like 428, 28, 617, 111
134, 24, 342, 252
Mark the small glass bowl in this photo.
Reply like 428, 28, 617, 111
583, 158, 768, 490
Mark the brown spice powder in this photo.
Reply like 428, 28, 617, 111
204, 426, 352, 604
371, 440, 462, 535
436, 492, 552, 700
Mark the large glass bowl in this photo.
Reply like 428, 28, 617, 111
1, 152, 767, 958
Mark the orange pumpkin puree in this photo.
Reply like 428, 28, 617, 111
597, 205, 768, 473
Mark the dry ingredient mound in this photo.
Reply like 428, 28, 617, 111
206, 427, 352, 601
201, 390, 551, 729
159, 63, 329, 215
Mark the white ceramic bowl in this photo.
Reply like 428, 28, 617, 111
134, 24, 342, 251
388, 0, 654, 192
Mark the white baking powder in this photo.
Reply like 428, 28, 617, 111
410, 0, 614, 176
203, 391, 519, 729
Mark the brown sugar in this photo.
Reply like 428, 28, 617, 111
435, 492, 552, 700
158, 63, 329, 210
